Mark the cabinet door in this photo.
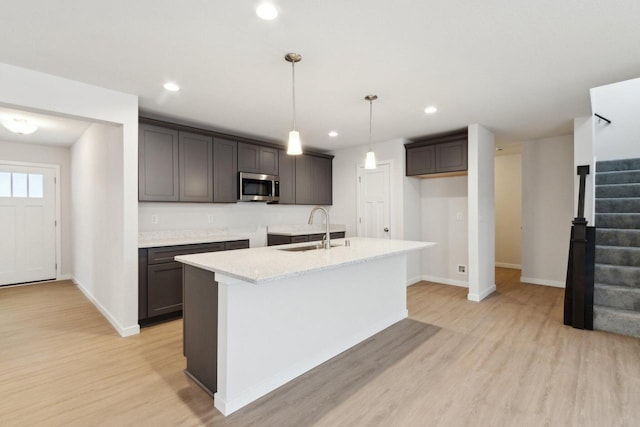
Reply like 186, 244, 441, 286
139, 124, 179, 201
406, 145, 435, 176
147, 262, 184, 317
435, 140, 467, 173
237, 142, 260, 173
213, 138, 238, 203
259, 146, 279, 176
139, 249, 148, 320
315, 156, 332, 205
278, 150, 296, 204
295, 154, 332, 205
224, 240, 249, 250
179, 132, 213, 202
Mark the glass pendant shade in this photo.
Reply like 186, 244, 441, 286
365, 150, 377, 169
287, 130, 302, 155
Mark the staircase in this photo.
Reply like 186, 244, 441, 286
594, 158, 640, 338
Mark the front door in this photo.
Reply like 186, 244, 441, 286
357, 163, 391, 239
0, 164, 57, 286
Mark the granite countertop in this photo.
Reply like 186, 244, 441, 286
138, 230, 249, 248
175, 237, 435, 284
266, 224, 346, 236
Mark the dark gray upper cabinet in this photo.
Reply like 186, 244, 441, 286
295, 154, 332, 205
238, 142, 279, 176
179, 132, 213, 202
139, 124, 180, 201
405, 128, 468, 177
278, 150, 296, 204
213, 138, 238, 203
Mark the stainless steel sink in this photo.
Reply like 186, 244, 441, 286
278, 243, 342, 252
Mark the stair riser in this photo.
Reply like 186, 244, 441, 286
596, 246, 640, 266
595, 287, 640, 311
596, 171, 640, 185
594, 308, 640, 338
595, 214, 640, 229
596, 184, 640, 198
596, 229, 640, 247
594, 265, 640, 287
596, 198, 640, 213
596, 158, 640, 172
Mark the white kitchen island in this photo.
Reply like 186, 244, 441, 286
175, 237, 434, 416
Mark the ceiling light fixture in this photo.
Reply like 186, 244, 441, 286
256, 3, 278, 20
163, 82, 180, 92
424, 106, 438, 114
364, 95, 378, 170
285, 52, 303, 155
2, 118, 38, 135
328, 131, 338, 137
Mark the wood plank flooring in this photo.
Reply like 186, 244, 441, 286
1, 269, 639, 426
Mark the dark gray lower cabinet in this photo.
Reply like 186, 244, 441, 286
139, 239, 249, 324
267, 232, 345, 246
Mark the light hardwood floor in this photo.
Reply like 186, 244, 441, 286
1, 269, 639, 426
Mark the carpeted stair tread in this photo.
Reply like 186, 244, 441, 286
596, 229, 640, 247
596, 158, 640, 173
596, 245, 640, 266
596, 183, 640, 198
596, 170, 640, 185
595, 283, 640, 311
594, 305, 640, 338
595, 213, 640, 229
594, 264, 640, 287
596, 198, 640, 213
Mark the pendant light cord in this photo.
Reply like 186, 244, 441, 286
292, 61, 296, 131
368, 98, 373, 151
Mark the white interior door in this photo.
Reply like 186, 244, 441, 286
0, 164, 57, 285
358, 163, 391, 239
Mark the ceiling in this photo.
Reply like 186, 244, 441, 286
0, 107, 91, 147
1, 1, 639, 152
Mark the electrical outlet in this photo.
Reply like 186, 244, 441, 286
151, 214, 158, 224
457, 264, 466, 274
207, 214, 214, 223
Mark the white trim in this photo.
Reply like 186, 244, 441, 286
58, 274, 72, 280
71, 276, 140, 337
422, 274, 469, 288
0, 160, 62, 281
406, 276, 422, 286
468, 284, 496, 302
495, 262, 521, 269
520, 276, 565, 288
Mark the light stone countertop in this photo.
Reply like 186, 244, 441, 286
138, 230, 249, 248
266, 224, 346, 236
175, 237, 435, 284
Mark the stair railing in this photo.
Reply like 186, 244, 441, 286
564, 165, 596, 329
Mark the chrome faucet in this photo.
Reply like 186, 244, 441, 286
308, 206, 330, 249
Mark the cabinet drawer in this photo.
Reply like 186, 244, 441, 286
147, 242, 225, 264
330, 232, 345, 239
224, 240, 250, 251
291, 235, 309, 243
148, 262, 184, 317
308, 234, 325, 242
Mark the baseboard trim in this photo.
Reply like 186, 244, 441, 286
495, 263, 521, 269
58, 274, 73, 281
406, 276, 422, 287
71, 276, 140, 337
520, 276, 565, 288
421, 275, 468, 288
467, 285, 497, 302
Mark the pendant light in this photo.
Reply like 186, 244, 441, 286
285, 53, 303, 155
364, 95, 378, 169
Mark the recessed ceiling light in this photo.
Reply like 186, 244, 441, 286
2, 118, 38, 135
424, 106, 438, 114
256, 3, 278, 20
163, 82, 180, 92
328, 131, 338, 137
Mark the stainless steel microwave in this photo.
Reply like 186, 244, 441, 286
239, 172, 280, 202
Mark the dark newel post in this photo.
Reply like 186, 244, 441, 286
570, 165, 590, 329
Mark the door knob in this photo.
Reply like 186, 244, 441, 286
384, 227, 389, 232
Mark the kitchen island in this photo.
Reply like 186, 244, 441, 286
175, 237, 435, 415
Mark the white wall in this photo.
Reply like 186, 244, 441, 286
521, 135, 574, 287
0, 140, 72, 277
0, 62, 139, 337
421, 176, 468, 286
495, 153, 522, 268
574, 116, 595, 224
331, 138, 423, 284
591, 77, 640, 161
